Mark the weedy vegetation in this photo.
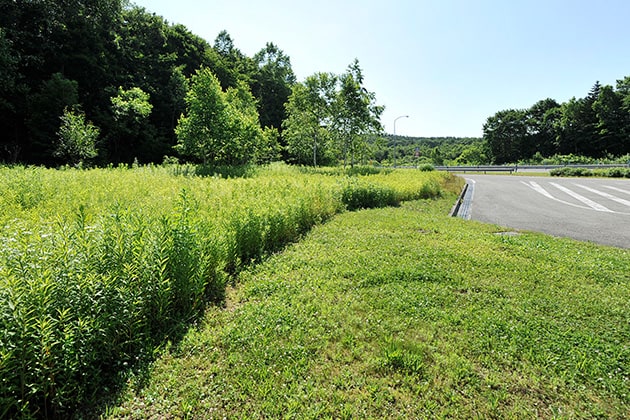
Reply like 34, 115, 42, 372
0, 163, 451, 418
550, 166, 630, 178
107, 180, 630, 419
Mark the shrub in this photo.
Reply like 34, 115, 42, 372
599, 167, 630, 178
340, 178, 399, 210
550, 167, 593, 177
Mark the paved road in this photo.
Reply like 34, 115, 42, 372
460, 175, 630, 248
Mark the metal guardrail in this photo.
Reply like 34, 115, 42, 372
434, 165, 516, 173
435, 163, 630, 173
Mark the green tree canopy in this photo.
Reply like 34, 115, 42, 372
483, 109, 528, 164
283, 72, 338, 166
55, 107, 99, 166
175, 67, 275, 165
108, 86, 153, 163
334, 60, 384, 167
284, 61, 383, 167
252, 42, 296, 132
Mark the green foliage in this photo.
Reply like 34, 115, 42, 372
175, 68, 229, 163
0, 164, 451, 417
335, 60, 384, 167
108, 86, 154, 163
109, 192, 630, 419
550, 166, 630, 178
284, 62, 384, 168
340, 178, 399, 210
175, 69, 276, 165
484, 80, 630, 164
0, 2, 297, 166
111, 86, 153, 122
378, 136, 486, 167
251, 42, 295, 130
26, 73, 80, 163
55, 108, 99, 166
483, 108, 528, 164
549, 167, 594, 177
283, 73, 338, 166
454, 144, 488, 165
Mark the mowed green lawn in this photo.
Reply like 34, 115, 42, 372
109, 194, 630, 419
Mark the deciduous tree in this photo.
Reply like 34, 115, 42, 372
333, 60, 383, 167
175, 68, 274, 165
483, 109, 528, 164
283, 73, 337, 166
55, 107, 99, 166
252, 43, 296, 132
109, 86, 153, 163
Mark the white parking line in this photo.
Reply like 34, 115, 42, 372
604, 186, 630, 196
521, 180, 630, 215
522, 181, 590, 210
550, 182, 613, 212
575, 184, 630, 208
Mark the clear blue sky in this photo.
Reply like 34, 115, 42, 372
132, 0, 630, 138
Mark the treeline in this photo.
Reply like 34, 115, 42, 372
0, 0, 382, 167
380, 136, 485, 166
484, 80, 630, 164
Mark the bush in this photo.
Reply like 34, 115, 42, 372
598, 167, 630, 178
340, 178, 399, 210
550, 167, 593, 177
551, 166, 630, 178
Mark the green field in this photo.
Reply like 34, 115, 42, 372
1, 164, 628, 418
0, 164, 453, 418
106, 192, 630, 419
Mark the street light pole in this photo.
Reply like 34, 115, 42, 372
393, 115, 409, 168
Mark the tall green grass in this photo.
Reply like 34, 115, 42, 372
108, 194, 630, 419
0, 163, 454, 418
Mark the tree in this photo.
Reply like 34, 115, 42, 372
283, 72, 338, 166
223, 80, 272, 164
483, 109, 528, 164
593, 84, 626, 156
333, 60, 383, 167
108, 86, 153, 163
175, 67, 272, 165
0, 0, 122, 163
454, 144, 488, 165
210, 30, 256, 90
55, 107, 99, 166
252, 43, 296, 132
554, 89, 602, 157
26, 73, 79, 163
615, 76, 630, 153
175, 68, 230, 163
526, 98, 560, 158
0, 27, 25, 162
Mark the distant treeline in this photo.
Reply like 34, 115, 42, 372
483, 81, 630, 164
379, 136, 485, 166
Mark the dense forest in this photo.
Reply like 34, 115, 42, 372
483, 81, 630, 164
0, 0, 384, 167
0, 0, 290, 165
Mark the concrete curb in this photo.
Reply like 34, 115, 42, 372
449, 183, 469, 217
